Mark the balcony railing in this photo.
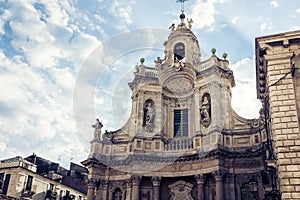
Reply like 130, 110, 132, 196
164, 138, 193, 151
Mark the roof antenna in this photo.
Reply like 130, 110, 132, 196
177, 0, 188, 14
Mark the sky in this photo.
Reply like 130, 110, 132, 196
0, 0, 299, 168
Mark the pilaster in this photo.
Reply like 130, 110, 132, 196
87, 179, 96, 200
194, 174, 205, 200
125, 179, 132, 200
213, 171, 224, 200
152, 176, 161, 200
131, 175, 141, 200
99, 180, 108, 200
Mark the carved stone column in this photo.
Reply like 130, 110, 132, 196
87, 179, 96, 200
125, 179, 132, 200
194, 174, 205, 200
152, 176, 161, 200
131, 175, 141, 200
214, 171, 224, 200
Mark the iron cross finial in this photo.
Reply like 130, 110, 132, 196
176, 0, 188, 14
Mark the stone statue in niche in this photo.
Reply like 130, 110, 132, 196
144, 100, 155, 132
200, 94, 211, 128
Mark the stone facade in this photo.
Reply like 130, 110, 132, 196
82, 14, 278, 200
256, 30, 300, 200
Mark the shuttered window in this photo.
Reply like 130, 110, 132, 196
174, 109, 188, 137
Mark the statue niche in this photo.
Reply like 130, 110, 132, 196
200, 94, 211, 128
143, 99, 155, 132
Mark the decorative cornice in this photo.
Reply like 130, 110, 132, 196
89, 146, 264, 167
255, 30, 300, 101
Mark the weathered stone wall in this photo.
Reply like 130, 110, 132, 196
256, 31, 300, 200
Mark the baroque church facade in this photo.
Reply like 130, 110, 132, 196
82, 12, 300, 200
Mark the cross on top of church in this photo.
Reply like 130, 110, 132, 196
176, 0, 188, 14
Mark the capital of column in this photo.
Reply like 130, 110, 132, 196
194, 174, 205, 184
99, 179, 109, 189
126, 179, 133, 187
151, 176, 161, 187
131, 174, 142, 186
213, 171, 224, 182
88, 178, 96, 187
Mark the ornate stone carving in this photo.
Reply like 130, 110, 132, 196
213, 171, 224, 181
165, 77, 193, 95
168, 180, 194, 200
99, 179, 109, 189
165, 50, 174, 66
200, 93, 211, 128
151, 176, 161, 186
131, 175, 142, 185
126, 179, 132, 187
92, 118, 103, 139
103, 130, 114, 141
169, 23, 175, 32
187, 18, 193, 29
143, 99, 155, 132
154, 56, 164, 68
194, 174, 205, 184
171, 58, 185, 71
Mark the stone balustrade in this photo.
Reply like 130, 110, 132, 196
196, 56, 229, 72
164, 138, 193, 151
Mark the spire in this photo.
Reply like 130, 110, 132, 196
176, 0, 188, 14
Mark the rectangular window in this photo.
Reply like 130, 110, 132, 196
25, 175, 33, 191
2, 174, 10, 195
174, 109, 188, 137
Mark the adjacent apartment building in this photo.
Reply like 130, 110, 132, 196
0, 154, 88, 200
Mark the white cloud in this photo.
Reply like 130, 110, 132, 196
190, 0, 225, 29
270, 1, 279, 8
260, 22, 273, 32
109, 0, 136, 29
292, 25, 300, 30
296, 8, 300, 13
231, 16, 239, 24
230, 57, 261, 118
0, 0, 101, 167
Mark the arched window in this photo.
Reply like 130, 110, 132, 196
112, 188, 122, 200
174, 42, 185, 60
